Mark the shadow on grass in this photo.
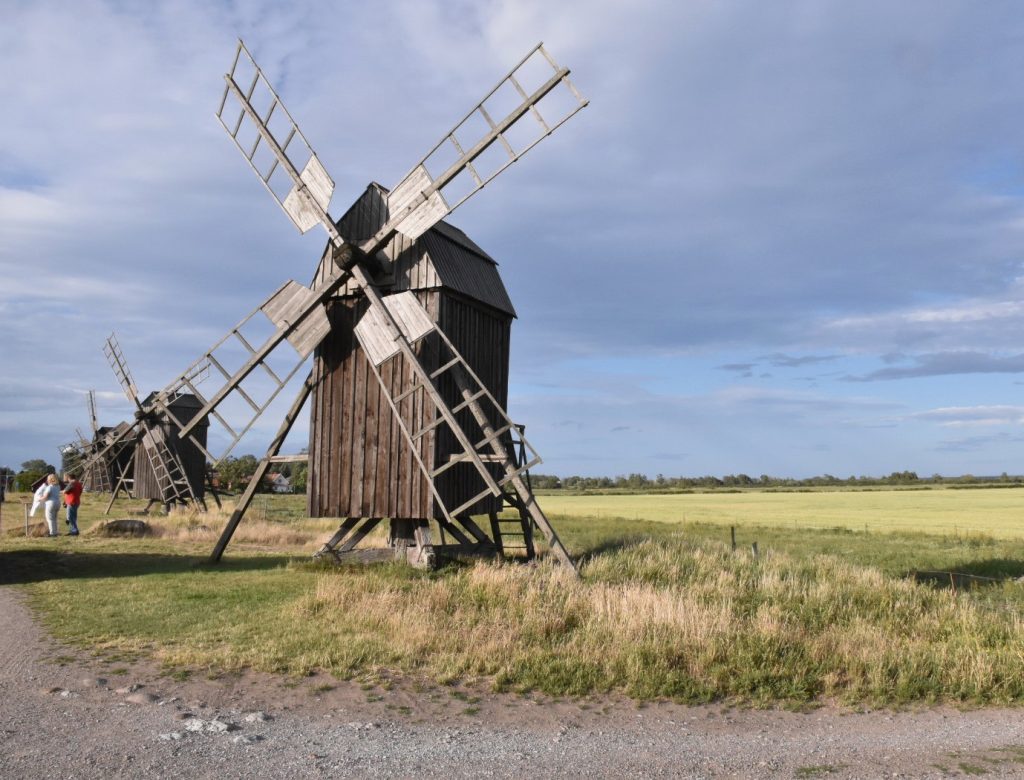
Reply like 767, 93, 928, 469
0, 549, 293, 586
910, 558, 1024, 590
570, 533, 665, 560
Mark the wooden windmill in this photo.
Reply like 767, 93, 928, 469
101, 333, 211, 512
80, 390, 115, 493
59, 391, 105, 482
84, 40, 586, 569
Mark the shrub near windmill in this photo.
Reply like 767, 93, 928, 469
84, 41, 587, 570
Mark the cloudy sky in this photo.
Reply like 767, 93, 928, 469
4, 0, 1024, 479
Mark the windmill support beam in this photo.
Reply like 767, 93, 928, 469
209, 370, 315, 563
447, 362, 575, 571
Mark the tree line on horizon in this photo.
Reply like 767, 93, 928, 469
527, 470, 1024, 490
5, 460, 1022, 496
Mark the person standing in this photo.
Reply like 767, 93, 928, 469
30, 480, 47, 518
40, 474, 62, 537
62, 473, 82, 536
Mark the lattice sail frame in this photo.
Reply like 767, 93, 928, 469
158, 280, 328, 466
387, 42, 589, 240
216, 41, 335, 234
217, 40, 587, 247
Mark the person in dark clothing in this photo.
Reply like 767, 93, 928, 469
62, 473, 83, 536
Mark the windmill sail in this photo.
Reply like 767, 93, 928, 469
384, 42, 588, 242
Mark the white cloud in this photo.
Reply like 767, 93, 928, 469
912, 405, 1024, 427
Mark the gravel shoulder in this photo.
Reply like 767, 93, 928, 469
1, 583, 1023, 779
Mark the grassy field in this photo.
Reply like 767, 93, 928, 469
2, 488, 1024, 706
537, 487, 1024, 539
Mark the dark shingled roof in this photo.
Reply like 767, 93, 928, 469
312, 183, 516, 318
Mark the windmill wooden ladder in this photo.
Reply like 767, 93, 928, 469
141, 427, 201, 508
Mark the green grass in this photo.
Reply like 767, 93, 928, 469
537, 487, 1024, 539
795, 766, 846, 779
2, 490, 1024, 706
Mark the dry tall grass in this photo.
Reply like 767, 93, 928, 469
294, 536, 1024, 703
145, 501, 337, 549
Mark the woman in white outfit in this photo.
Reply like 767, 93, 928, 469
30, 482, 47, 517
40, 474, 62, 536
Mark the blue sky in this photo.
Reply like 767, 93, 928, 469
4, 0, 1024, 478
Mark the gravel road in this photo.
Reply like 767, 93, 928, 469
1, 583, 1023, 779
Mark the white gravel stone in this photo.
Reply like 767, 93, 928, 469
125, 692, 159, 704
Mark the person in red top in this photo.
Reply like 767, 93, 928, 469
62, 473, 83, 536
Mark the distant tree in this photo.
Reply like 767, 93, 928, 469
290, 461, 308, 493
218, 455, 260, 492
21, 459, 54, 473
886, 470, 919, 484
528, 474, 561, 489
15, 459, 56, 491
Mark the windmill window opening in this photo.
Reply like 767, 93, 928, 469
233, 115, 261, 162
239, 373, 279, 410
247, 80, 276, 124
438, 169, 476, 210
239, 313, 277, 353
482, 80, 524, 126
267, 163, 294, 202
512, 51, 556, 97
452, 110, 492, 159
470, 142, 510, 184
265, 104, 293, 149
251, 140, 279, 184
502, 116, 543, 155
230, 54, 258, 100
262, 345, 304, 382
535, 87, 579, 130
423, 142, 459, 183
221, 91, 247, 137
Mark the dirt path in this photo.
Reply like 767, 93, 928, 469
1, 583, 1023, 779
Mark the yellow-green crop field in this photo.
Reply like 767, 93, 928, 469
537, 487, 1024, 539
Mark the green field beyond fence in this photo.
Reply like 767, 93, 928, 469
537, 487, 1024, 539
